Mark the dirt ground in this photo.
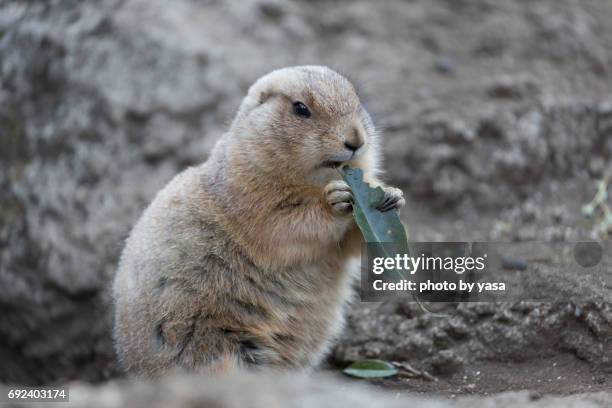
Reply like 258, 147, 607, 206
366, 355, 610, 397
1, 0, 611, 405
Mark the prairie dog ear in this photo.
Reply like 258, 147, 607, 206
244, 90, 274, 114
247, 73, 283, 104
243, 80, 274, 109
258, 91, 273, 105
233, 87, 275, 123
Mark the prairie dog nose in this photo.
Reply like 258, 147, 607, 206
344, 128, 365, 151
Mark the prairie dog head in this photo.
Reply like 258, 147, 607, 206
228, 66, 380, 182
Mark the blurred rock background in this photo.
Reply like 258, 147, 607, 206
1, 0, 611, 395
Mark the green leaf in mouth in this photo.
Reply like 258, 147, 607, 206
341, 166, 408, 281
341, 166, 441, 316
341, 166, 408, 249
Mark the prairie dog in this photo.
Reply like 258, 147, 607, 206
112, 66, 405, 376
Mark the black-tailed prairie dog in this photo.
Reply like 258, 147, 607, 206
112, 66, 405, 376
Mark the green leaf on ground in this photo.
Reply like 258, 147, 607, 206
343, 359, 398, 379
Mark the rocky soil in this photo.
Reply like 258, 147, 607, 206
1, 0, 611, 404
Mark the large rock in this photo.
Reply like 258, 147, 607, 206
333, 301, 612, 374
385, 101, 612, 209
1, 0, 611, 385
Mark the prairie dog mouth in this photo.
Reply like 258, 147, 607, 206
321, 160, 344, 169
320, 149, 364, 169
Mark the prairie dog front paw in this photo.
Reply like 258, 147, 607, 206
377, 186, 405, 212
324, 180, 353, 215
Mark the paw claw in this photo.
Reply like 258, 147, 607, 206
325, 180, 353, 215
376, 187, 405, 212
332, 202, 352, 214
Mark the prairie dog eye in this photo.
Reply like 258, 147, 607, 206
292, 101, 311, 118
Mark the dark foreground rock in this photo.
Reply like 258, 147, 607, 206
2, 372, 611, 408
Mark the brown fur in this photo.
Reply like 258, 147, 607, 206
112, 66, 405, 377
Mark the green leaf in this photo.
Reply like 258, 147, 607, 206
596, 179, 609, 203
343, 359, 398, 379
582, 203, 595, 216
341, 167, 408, 252
342, 166, 408, 282
341, 166, 440, 315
